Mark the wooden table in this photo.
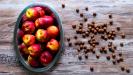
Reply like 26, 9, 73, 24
0, 0, 133, 75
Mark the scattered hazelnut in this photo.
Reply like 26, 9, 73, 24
80, 45, 84, 50
118, 53, 123, 57
85, 55, 88, 59
106, 55, 110, 60
62, 4, 65, 8
68, 43, 72, 47
67, 38, 70, 42
91, 21, 95, 25
96, 54, 100, 59
72, 25, 76, 29
77, 49, 81, 52
93, 13, 97, 17
81, 42, 85, 45
80, 13, 84, 17
126, 69, 130, 73
112, 60, 116, 65
82, 34, 86, 38
85, 7, 88, 11
78, 56, 82, 61
113, 46, 117, 50
84, 46, 87, 49
80, 23, 83, 26
112, 53, 116, 59
121, 33, 125, 39
109, 14, 112, 19
108, 47, 114, 53
76, 9, 79, 13
90, 67, 94, 72
109, 21, 113, 25
84, 18, 88, 22
74, 36, 78, 39
119, 57, 124, 62
92, 50, 96, 54
108, 42, 113, 47
121, 66, 125, 71
78, 25, 83, 29
120, 42, 124, 47
116, 27, 120, 31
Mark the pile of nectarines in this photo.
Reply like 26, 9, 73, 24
18, 6, 60, 67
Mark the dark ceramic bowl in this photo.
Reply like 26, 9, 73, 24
13, 3, 64, 72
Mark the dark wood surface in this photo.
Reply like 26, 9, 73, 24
0, 0, 133, 75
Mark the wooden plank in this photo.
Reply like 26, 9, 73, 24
0, 0, 133, 75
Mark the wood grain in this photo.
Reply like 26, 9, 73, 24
0, 0, 133, 75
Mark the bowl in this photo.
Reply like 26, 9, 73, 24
13, 3, 64, 72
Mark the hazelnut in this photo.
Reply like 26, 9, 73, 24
101, 35, 104, 39
92, 44, 96, 48
82, 34, 86, 38
80, 45, 84, 50
117, 59, 120, 63
92, 49, 96, 54
80, 23, 83, 26
84, 50, 88, 54
84, 46, 87, 49
74, 36, 78, 39
93, 13, 97, 17
108, 42, 113, 47
75, 42, 78, 46
76, 9, 79, 13
106, 55, 110, 60
120, 43, 124, 47
121, 66, 125, 71
109, 21, 113, 25
78, 25, 83, 29
113, 46, 117, 50
112, 60, 116, 65
93, 30, 97, 34
100, 49, 104, 53
84, 18, 88, 22
78, 29, 83, 34
116, 27, 120, 31
78, 56, 82, 61
108, 14, 112, 19
118, 53, 123, 57
85, 32, 89, 37
119, 57, 124, 62
91, 21, 95, 25
77, 49, 81, 52
85, 55, 88, 59
68, 43, 72, 47
103, 49, 107, 54
85, 7, 88, 11
108, 47, 115, 53
96, 54, 100, 59
126, 69, 130, 73
81, 42, 85, 45
112, 53, 116, 59
62, 4, 65, 8
72, 25, 76, 29
76, 29, 79, 34
95, 42, 99, 45
87, 48, 91, 53
90, 67, 94, 72
121, 33, 125, 39
103, 24, 107, 27
67, 38, 70, 42
80, 13, 84, 17
91, 35, 95, 38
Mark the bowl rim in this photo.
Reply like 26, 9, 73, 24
13, 3, 64, 72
